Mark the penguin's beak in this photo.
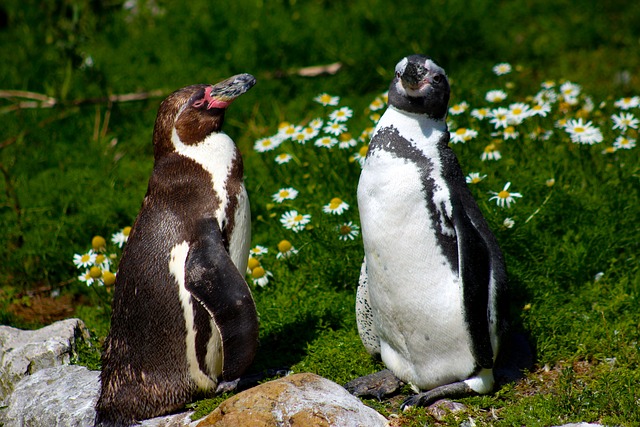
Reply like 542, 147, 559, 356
210, 74, 256, 102
399, 63, 428, 90
195, 74, 257, 110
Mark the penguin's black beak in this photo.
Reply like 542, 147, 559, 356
399, 63, 428, 90
194, 74, 257, 110
209, 73, 257, 101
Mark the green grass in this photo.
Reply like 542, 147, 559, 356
2, 1, 640, 426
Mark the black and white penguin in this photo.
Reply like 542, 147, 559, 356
348, 55, 507, 408
95, 74, 259, 426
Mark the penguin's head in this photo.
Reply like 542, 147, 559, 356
388, 55, 450, 120
153, 74, 256, 155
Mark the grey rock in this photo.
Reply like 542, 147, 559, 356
1, 365, 99, 427
0, 318, 90, 403
0, 364, 199, 427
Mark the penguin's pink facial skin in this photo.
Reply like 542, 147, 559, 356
192, 74, 257, 111
172, 74, 256, 146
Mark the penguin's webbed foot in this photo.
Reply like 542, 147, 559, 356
400, 381, 475, 411
216, 367, 291, 394
344, 369, 405, 400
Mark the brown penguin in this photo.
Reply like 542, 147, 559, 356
95, 74, 258, 426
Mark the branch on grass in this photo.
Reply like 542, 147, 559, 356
0, 89, 166, 113
263, 62, 343, 79
0, 62, 343, 113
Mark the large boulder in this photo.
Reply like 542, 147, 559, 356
196, 372, 388, 427
0, 318, 90, 403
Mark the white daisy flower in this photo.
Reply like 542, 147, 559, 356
338, 221, 360, 241
272, 187, 299, 203
249, 245, 268, 257
481, 143, 502, 161
613, 136, 636, 150
449, 102, 469, 115
338, 133, 357, 149
534, 89, 558, 105
277, 123, 300, 140
280, 210, 311, 232
614, 96, 640, 110
73, 251, 97, 269
471, 108, 491, 120
309, 118, 324, 130
250, 266, 273, 287
315, 136, 338, 149
465, 172, 487, 184
275, 153, 293, 165
323, 121, 347, 136
485, 90, 508, 103
530, 103, 552, 117
254, 135, 284, 152
369, 97, 385, 111
564, 118, 603, 145
559, 81, 581, 99
507, 103, 532, 125
78, 269, 96, 286
489, 182, 522, 208
450, 127, 478, 144
492, 63, 512, 76
503, 126, 520, 140
323, 198, 349, 215
489, 107, 510, 129
611, 112, 639, 132
111, 227, 131, 248
314, 93, 340, 106
329, 106, 353, 122
276, 240, 299, 259
291, 131, 308, 145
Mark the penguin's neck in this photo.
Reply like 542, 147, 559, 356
375, 105, 448, 150
170, 128, 242, 223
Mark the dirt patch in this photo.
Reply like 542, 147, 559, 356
8, 293, 78, 325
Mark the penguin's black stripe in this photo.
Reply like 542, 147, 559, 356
185, 217, 259, 381
439, 146, 508, 368
368, 125, 496, 368
193, 300, 213, 375
368, 126, 458, 270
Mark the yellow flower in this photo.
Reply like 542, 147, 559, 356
92, 235, 106, 251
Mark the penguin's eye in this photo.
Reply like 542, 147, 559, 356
432, 74, 443, 84
396, 71, 401, 79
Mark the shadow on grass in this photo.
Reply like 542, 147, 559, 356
250, 310, 341, 373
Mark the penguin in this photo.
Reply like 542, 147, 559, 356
347, 55, 507, 409
95, 74, 259, 426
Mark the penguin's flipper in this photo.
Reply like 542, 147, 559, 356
185, 217, 259, 381
344, 369, 405, 401
400, 381, 475, 410
355, 258, 381, 356
450, 201, 494, 369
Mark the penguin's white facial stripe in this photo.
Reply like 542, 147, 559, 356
395, 57, 408, 77
424, 59, 446, 78
169, 241, 218, 389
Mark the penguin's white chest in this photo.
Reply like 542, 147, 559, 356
172, 129, 251, 272
357, 120, 476, 389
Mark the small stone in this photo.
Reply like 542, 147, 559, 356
197, 373, 387, 427
427, 399, 467, 421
